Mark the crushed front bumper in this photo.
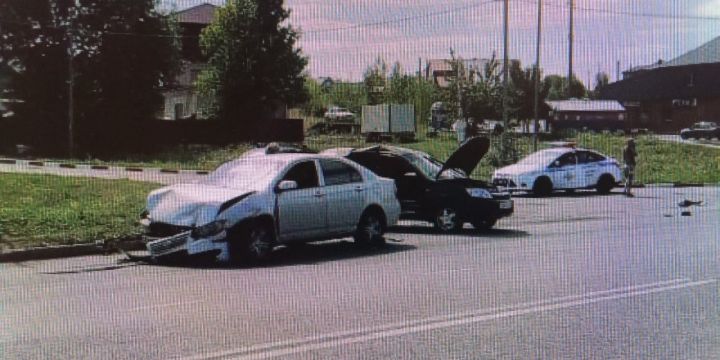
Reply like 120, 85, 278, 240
145, 230, 230, 262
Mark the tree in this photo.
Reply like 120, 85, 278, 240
363, 56, 388, 105
386, 62, 415, 104
590, 71, 610, 99
463, 54, 503, 122
544, 74, 586, 100
0, 0, 179, 155
198, 0, 307, 135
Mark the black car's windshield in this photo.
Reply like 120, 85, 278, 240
401, 153, 466, 179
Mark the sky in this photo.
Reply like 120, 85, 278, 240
168, 0, 720, 88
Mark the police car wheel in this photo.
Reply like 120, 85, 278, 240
532, 177, 553, 197
596, 175, 615, 195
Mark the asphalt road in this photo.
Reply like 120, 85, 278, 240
1, 187, 718, 359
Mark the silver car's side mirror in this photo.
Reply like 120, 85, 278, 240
276, 180, 298, 192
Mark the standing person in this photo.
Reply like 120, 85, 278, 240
452, 118, 467, 144
623, 138, 637, 197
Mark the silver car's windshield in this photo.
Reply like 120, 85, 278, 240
203, 158, 287, 190
516, 150, 567, 167
402, 153, 465, 179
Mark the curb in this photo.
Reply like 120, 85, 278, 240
0, 238, 146, 263
0, 158, 202, 176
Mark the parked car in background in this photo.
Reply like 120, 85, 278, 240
324, 106, 355, 122
680, 122, 720, 140
240, 142, 316, 158
323, 137, 513, 232
492, 144, 623, 196
141, 152, 400, 264
312, 106, 359, 134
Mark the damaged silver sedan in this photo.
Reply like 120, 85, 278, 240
140, 152, 401, 264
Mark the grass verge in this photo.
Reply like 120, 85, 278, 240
0, 173, 160, 249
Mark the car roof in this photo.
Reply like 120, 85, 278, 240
537, 147, 600, 155
350, 144, 428, 157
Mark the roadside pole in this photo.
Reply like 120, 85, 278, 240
533, 0, 542, 151
502, 0, 509, 129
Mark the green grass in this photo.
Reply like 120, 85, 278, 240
571, 133, 720, 184
0, 174, 160, 248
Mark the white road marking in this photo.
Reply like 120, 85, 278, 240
179, 278, 714, 360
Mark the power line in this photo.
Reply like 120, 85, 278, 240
301, 0, 498, 35
516, 0, 720, 22
3, 1, 720, 40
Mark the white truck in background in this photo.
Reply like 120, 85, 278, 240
361, 104, 416, 142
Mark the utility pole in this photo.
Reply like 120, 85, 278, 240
567, 0, 574, 98
533, 0, 542, 151
66, 7, 75, 158
502, 0, 509, 127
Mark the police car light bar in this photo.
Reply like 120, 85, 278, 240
547, 141, 577, 148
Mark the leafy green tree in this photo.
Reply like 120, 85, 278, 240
386, 62, 414, 104
329, 82, 366, 114
590, 71, 610, 99
0, 0, 179, 155
363, 56, 388, 105
463, 55, 503, 122
198, 0, 307, 135
545, 74, 586, 100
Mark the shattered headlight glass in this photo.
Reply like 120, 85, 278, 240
191, 220, 227, 239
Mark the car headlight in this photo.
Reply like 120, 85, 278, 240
191, 220, 227, 239
466, 188, 492, 199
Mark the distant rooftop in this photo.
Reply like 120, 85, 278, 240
175, 3, 217, 25
546, 100, 625, 112
625, 35, 720, 75
664, 35, 720, 67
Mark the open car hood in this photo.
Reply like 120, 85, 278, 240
437, 136, 490, 179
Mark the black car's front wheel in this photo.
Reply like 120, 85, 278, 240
434, 207, 462, 233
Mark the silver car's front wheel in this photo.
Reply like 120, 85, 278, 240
354, 210, 386, 248
229, 221, 275, 264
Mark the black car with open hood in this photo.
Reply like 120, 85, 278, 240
331, 136, 513, 232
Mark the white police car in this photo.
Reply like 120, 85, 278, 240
492, 144, 623, 196
140, 152, 400, 264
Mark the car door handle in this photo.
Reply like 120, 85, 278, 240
314, 191, 325, 198
354, 186, 364, 192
